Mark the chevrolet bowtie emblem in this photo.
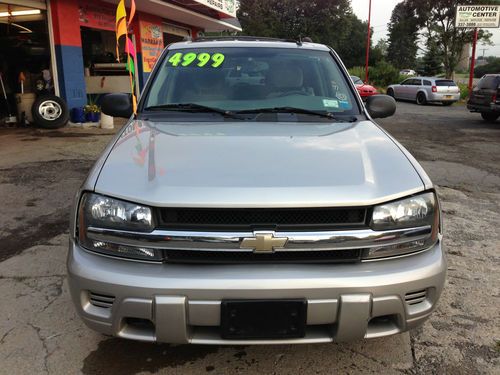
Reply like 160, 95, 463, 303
240, 232, 288, 253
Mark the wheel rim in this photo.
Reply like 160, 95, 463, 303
38, 100, 62, 121
417, 94, 424, 104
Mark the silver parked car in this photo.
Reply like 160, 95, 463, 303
387, 77, 460, 105
68, 38, 445, 345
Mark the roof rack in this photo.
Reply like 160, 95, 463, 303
192, 36, 298, 43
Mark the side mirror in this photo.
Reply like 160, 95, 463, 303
101, 93, 133, 118
366, 94, 396, 119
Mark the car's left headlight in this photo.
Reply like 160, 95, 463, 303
365, 192, 440, 259
371, 192, 436, 230
77, 193, 161, 261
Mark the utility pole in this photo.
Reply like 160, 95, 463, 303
468, 28, 478, 94
365, 0, 372, 83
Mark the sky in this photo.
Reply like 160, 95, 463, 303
351, 0, 500, 58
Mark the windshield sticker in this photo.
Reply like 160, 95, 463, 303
336, 92, 348, 101
339, 100, 350, 109
167, 52, 225, 68
323, 99, 339, 108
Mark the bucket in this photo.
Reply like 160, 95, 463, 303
100, 113, 114, 129
15, 93, 36, 123
86, 112, 100, 123
70, 107, 86, 123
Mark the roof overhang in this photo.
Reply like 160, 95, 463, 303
104, 0, 241, 32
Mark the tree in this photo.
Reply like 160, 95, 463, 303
407, 0, 493, 79
370, 38, 388, 66
237, 0, 367, 67
386, 2, 419, 69
421, 39, 443, 76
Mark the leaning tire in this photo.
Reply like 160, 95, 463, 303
480, 112, 499, 122
32, 95, 69, 129
416, 92, 426, 105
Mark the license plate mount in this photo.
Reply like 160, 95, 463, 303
221, 299, 307, 340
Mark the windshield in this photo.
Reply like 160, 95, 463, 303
143, 47, 359, 118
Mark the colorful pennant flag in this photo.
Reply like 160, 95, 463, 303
115, 0, 137, 114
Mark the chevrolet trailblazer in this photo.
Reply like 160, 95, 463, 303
68, 37, 446, 344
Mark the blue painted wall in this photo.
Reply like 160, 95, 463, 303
55, 45, 86, 110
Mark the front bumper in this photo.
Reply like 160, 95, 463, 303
67, 240, 446, 344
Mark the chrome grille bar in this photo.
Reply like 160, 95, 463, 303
86, 226, 432, 253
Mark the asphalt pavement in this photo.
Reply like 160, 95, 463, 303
0, 102, 499, 374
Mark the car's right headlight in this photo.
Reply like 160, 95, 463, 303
365, 192, 440, 259
77, 192, 162, 261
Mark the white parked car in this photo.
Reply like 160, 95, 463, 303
387, 77, 460, 105
400, 69, 416, 76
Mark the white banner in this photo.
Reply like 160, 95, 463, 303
456, 4, 500, 28
194, 0, 237, 18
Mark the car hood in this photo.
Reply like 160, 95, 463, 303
94, 120, 425, 207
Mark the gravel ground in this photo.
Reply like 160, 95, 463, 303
0, 103, 499, 374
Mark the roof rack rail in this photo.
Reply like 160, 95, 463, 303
192, 36, 297, 43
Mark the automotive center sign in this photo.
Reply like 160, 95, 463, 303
194, 0, 236, 18
456, 5, 500, 28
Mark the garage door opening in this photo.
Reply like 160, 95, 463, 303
0, 2, 66, 127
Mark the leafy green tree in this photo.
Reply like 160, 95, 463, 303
386, 2, 419, 69
370, 38, 388, 66
407, 0, 493, 78
421, 39, 443, 76
237, 0, 367, 67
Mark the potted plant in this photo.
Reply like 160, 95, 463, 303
84, 96, 101, 123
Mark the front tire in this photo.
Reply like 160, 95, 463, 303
32, 95, 69, 129
416, 92, 427, 105
480, 112, 499, 122
387, 88, 395, 98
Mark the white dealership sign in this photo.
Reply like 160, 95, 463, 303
194, 0, 237, 18
456, 4, 500, 28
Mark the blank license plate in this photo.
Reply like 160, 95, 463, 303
221, 299, 307, 339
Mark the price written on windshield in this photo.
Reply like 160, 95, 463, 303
167, 52, 226, 67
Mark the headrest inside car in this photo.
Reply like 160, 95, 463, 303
268, 65, 304, 88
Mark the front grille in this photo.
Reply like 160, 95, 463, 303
89, 292, 115, 308
159, 207, 367, 231
162, 249, 362, 264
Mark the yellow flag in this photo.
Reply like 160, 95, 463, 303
116, 0, 126, 24
116, 17, 127, 41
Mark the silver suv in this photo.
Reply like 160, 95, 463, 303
68, 38, 445, 344
387, 77, 460, 105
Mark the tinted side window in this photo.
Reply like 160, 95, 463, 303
401, 79, 411, 85
423, 80, 432, 86
412, 79, 422, 86
478, 76, 500, 89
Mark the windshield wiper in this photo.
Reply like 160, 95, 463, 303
144, 103, 237, 117
234, 107, 351, 120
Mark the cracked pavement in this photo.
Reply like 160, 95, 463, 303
0, 103, 499, 374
